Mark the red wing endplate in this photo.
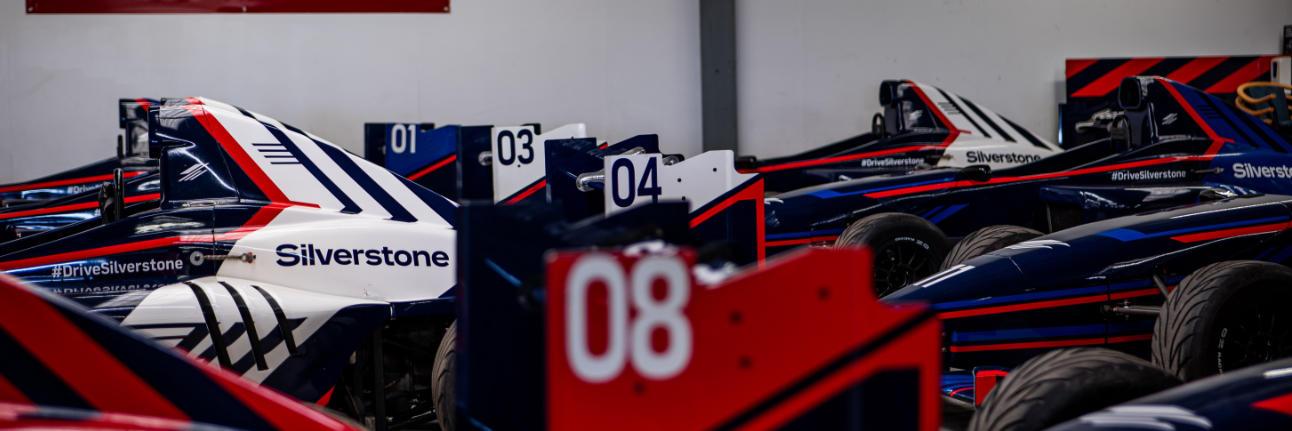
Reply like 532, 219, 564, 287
0, 274, 355, 431
545, 248, 940, 430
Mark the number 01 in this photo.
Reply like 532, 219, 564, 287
565, 254, 692, 383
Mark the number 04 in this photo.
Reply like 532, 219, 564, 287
565, 254, 692, 383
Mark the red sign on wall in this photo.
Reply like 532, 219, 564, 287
27, 0, 449, 14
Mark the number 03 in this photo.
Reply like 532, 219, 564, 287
565, 254, 692, 383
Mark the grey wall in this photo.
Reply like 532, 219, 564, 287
0, 0, 701, 182
3, 1, 1290, 181
737, 0, 1292, 157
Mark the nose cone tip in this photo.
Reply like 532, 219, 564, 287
884, 253, 1025, 304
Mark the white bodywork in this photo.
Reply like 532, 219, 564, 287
491, 123, 588, 202
121, 98, 456, 379
913, 82, 1062, 170
604, 150, 756, 215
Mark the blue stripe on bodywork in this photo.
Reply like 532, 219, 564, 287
928, 204, 967, 224
933, 285, 1108, 311
807, 177, 952, 199
951, 323, 1105, 343
766, 228, 845, 240
314, 140, 418, 222
1098, 215, 1290, 241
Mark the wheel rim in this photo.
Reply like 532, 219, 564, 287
872, 237, 936, 297
1215, 284, 1292, 373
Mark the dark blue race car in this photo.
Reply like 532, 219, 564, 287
766, 76, 1292, 295
0, 98, 158, 205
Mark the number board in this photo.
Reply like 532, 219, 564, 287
604, 150, 756, 215
491, 124, 587, 204
545, 248, 941, 430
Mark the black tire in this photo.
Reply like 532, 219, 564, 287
1152, 260, 1292, 381
941, 225, 1042, 270
431, 320, 458, 431
969, 348, 1180, 431
834, 212, 950, 297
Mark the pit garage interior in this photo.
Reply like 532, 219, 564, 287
0, 1, 1291, 431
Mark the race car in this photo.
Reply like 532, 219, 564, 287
764, 76, 1292, 295
0, 98, 457, 429
739, 79, 1062, 192
0, 98, 158, 205
969, 348, 1292, 431
877, 79, 1292, 407
0, 168, 160, 240
0, 273, 358, 430
371, 79, 1061, 202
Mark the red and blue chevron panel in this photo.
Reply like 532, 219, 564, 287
1061, 55, 1280, 148
1067, 56, 1278, 100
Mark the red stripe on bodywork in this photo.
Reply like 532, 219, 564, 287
764, 235, 839, 248
194, 363, 349, 431
0, 171, 145, 193
1171, 221, 1291, 243
0, 193, 161, 221
948, 334, 1150, 353
0, 275, 186, 419
0, 202, 296, 271
1156, 78, 1229, 155
407, 154, 457, 181
134, 98, 152, 112
1109, 287, 1162, 300
907, 81, 961, 147
865, 155, 1215, 199
0, 237, 180, 271
938, 294, 1108, 320
750, 145, 931, 173
503, 179, 547, 205
1252, 392, 1292, 417
185, 105, 291, 203
690, 179, 766, 264
1071, 58, 1164, 98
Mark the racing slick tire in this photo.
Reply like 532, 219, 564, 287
1152, 260, 1292, 381
835, 212, 950, 297
432, 320, 458, 431
969, 348, 1180, 431
940, 225, 1043, 270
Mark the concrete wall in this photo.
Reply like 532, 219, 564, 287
737, 0, 1292, 157
0, 0, 701, 182
3, 1, 1290, 181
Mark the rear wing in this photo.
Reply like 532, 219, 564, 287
455, 203, 940, 429
363, 122, 588, 204
0, 274, 354, 430
546, 138, 764, 265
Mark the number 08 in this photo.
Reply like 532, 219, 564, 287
565, 254, 692, 383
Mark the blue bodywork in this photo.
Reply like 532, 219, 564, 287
765, 77, 1292, 254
